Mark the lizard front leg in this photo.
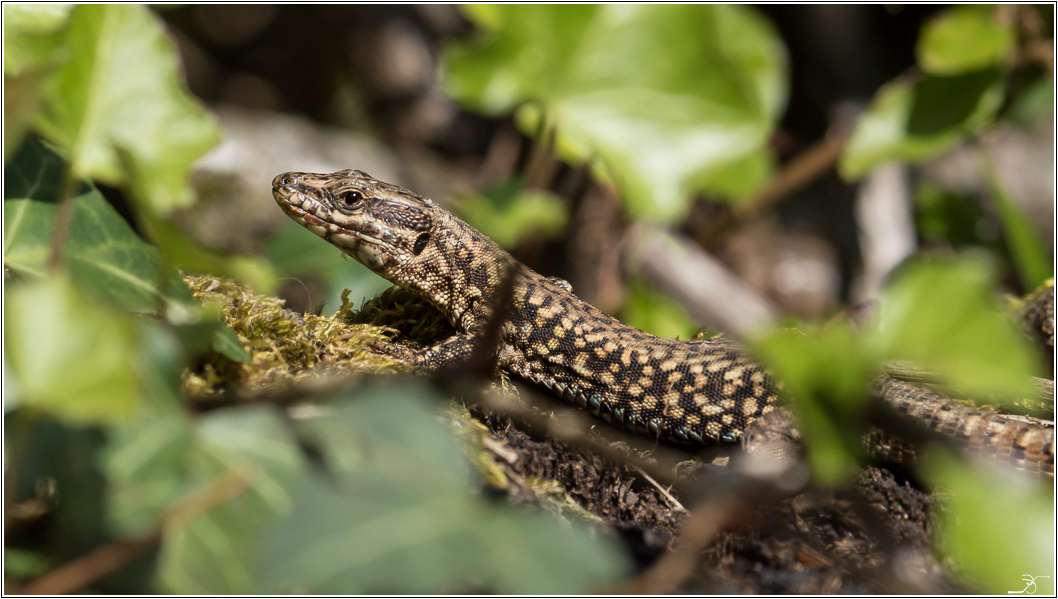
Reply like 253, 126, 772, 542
372, 333, 485, 373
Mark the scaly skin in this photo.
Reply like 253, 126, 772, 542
271, 169, 780, 444
272, 169, 1054, 475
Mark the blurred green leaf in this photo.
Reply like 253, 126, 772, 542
907, 69, 1003, 135
103, 410, 196, 535
4, 548, 51, 582
917, 6, 1014, 75
3, 135, 67, 200
753, 325, 877, 484
32, 4, 219, 215
840, 72, 1004, 180
445, 5, 786, 222
1005, 76, 1054, 127
3, 191, 196, 313
151, 216, 280, 296
4, 138, 198, 314
619, 276, 699, 341
922, 450, 1054, 594
457, 179, 568, 248
2, 4, 73, 75
157, 406, 306, 594
980, 158, 1051, 291
211, 325, 253, 363
101, 321, 198, 535
871, 254, 1038, 399
266, 220, 390, 312
5, 274, 140, 425
914, 183, 993, 247
3, 3, 73, 157
5, 414, 111, 558
260, 382, 629, 594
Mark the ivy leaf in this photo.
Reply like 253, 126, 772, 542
2, 4, 73, 75
752, 325, 878, 484
870, 254, 1039, 400
917, 6, 1015, 75
2, 4, 73, 157
3, 142, 196, 315
922, 451, 1054, 594
259, 382, 629, 594
839, 71, 1004, 180
32, 4, 219, 214
444, 5, 786, 222
5, 273, 140, 425
156, 406, 306, 594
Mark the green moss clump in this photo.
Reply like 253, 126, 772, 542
343, 285, 455, 348
183, 275, 409, 396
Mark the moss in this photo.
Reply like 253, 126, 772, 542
182, 275, 408, 396
343, 285, 455, 348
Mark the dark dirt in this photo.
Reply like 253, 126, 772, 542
472, 407, 957, 594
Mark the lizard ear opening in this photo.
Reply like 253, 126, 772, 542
413, 233, 430, 255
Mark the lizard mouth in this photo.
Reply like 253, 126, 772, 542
272, 180, 399, 269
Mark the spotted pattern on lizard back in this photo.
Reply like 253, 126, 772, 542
271, 169, 781, 444
271, 169, 1054, 478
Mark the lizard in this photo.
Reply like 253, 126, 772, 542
271, 169, 1055, 476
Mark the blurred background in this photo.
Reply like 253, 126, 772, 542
163, 4, 1052, 337
4, 4, 1054, 595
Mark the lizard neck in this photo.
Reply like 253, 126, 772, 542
393, 210, 518, 331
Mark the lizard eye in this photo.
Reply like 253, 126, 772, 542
338, 190, 363, 208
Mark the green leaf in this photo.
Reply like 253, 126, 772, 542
980, 159, 1051, 290
5, 274, 140, 425
3, 193, 192, 314
917, 6, 1015, 75
4, 139, 197, 314
211, 325, 252, 363
444, 5, 787, 222
32, 4, 219, 214
906, 69, 1004, 136
840, 71, 1004, 180
102, 409, 196, 535
871, 254, 1039, 399
259, 382, 629, 594
1005, 76, 1054, 126
2, 4, 73, 157
4, 548, 51, 582
156, 406, 306, 594
2, 4, 73, 75
101, 322, 199, 535
922, 451, 1054, 594
263, 473, 626, 594
456, 179, 568, 249
752, 325, 877, 484
913, 183, 993, 247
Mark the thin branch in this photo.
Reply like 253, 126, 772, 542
697, 132, 848, 250
16, 469, 251, 595
633, 464, 688, 514
45, 167, 83, 272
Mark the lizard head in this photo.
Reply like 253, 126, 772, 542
271, 169, 435, 277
